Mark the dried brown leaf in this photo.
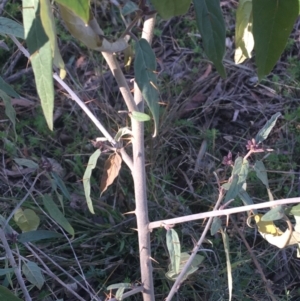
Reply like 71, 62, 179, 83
100, 153, 122, 195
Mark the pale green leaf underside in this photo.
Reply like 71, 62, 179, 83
235, 0, 254, 64
22, 261, 45, 290
83, 149, 101, 214
166, 229, 181, 274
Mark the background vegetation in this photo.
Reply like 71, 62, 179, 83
1, 0, 300, 300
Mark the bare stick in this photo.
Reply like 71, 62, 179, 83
149, 197, 300, 229
0, 229, 32, 301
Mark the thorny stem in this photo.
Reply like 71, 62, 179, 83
165, 188, 226, 301
130, 14, 156, 301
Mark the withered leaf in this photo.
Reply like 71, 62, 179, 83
100, 153, 122, 195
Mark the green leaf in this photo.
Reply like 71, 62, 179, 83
221, 229, 232, 301
0, 285, 23, 301
134, 39, 159, 136
234, 0, 254, 64
165, 252, 204, 281
150, 0, 191, 19
253, 0, 299, 80
0, 90, 16, 137
58, 5, 127, 52
40, 0, 66, 79
0, 17, 24, 39
83, 149, 101, 214
121, 1, 139, 16
14, 158, 39, 169
224, 174, 239, 203
51, 171, 70, 201
238, 188, 257, 214
107, 283, 131, 290
289, 203, 300, 216
261, 206, 285, 221
22, 261, 44, 290
254, 160, 269, 187
14, 208, 40, 232
116, 287, 125, 300
55, 0, 90, 24
193, 0, 226, 78
224, 157, 249, 203
23, 0, 54, 131
0, 76, 19, 98
131, 111, 151, 122
18, 230, 63, 243
114, 127, 132, 142
166, 229, 181, 274
210, 217, 222, 235
0, 268, 14, 276
42, 194, 75, 238
255, 112, 281, 144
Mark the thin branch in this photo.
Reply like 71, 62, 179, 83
101, 52, 137, 113
53, 73, 115, 145
149, 197, 300, 230
130, 14, 157, 301
165, 188, 225, 301
0, 229, 32, 301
